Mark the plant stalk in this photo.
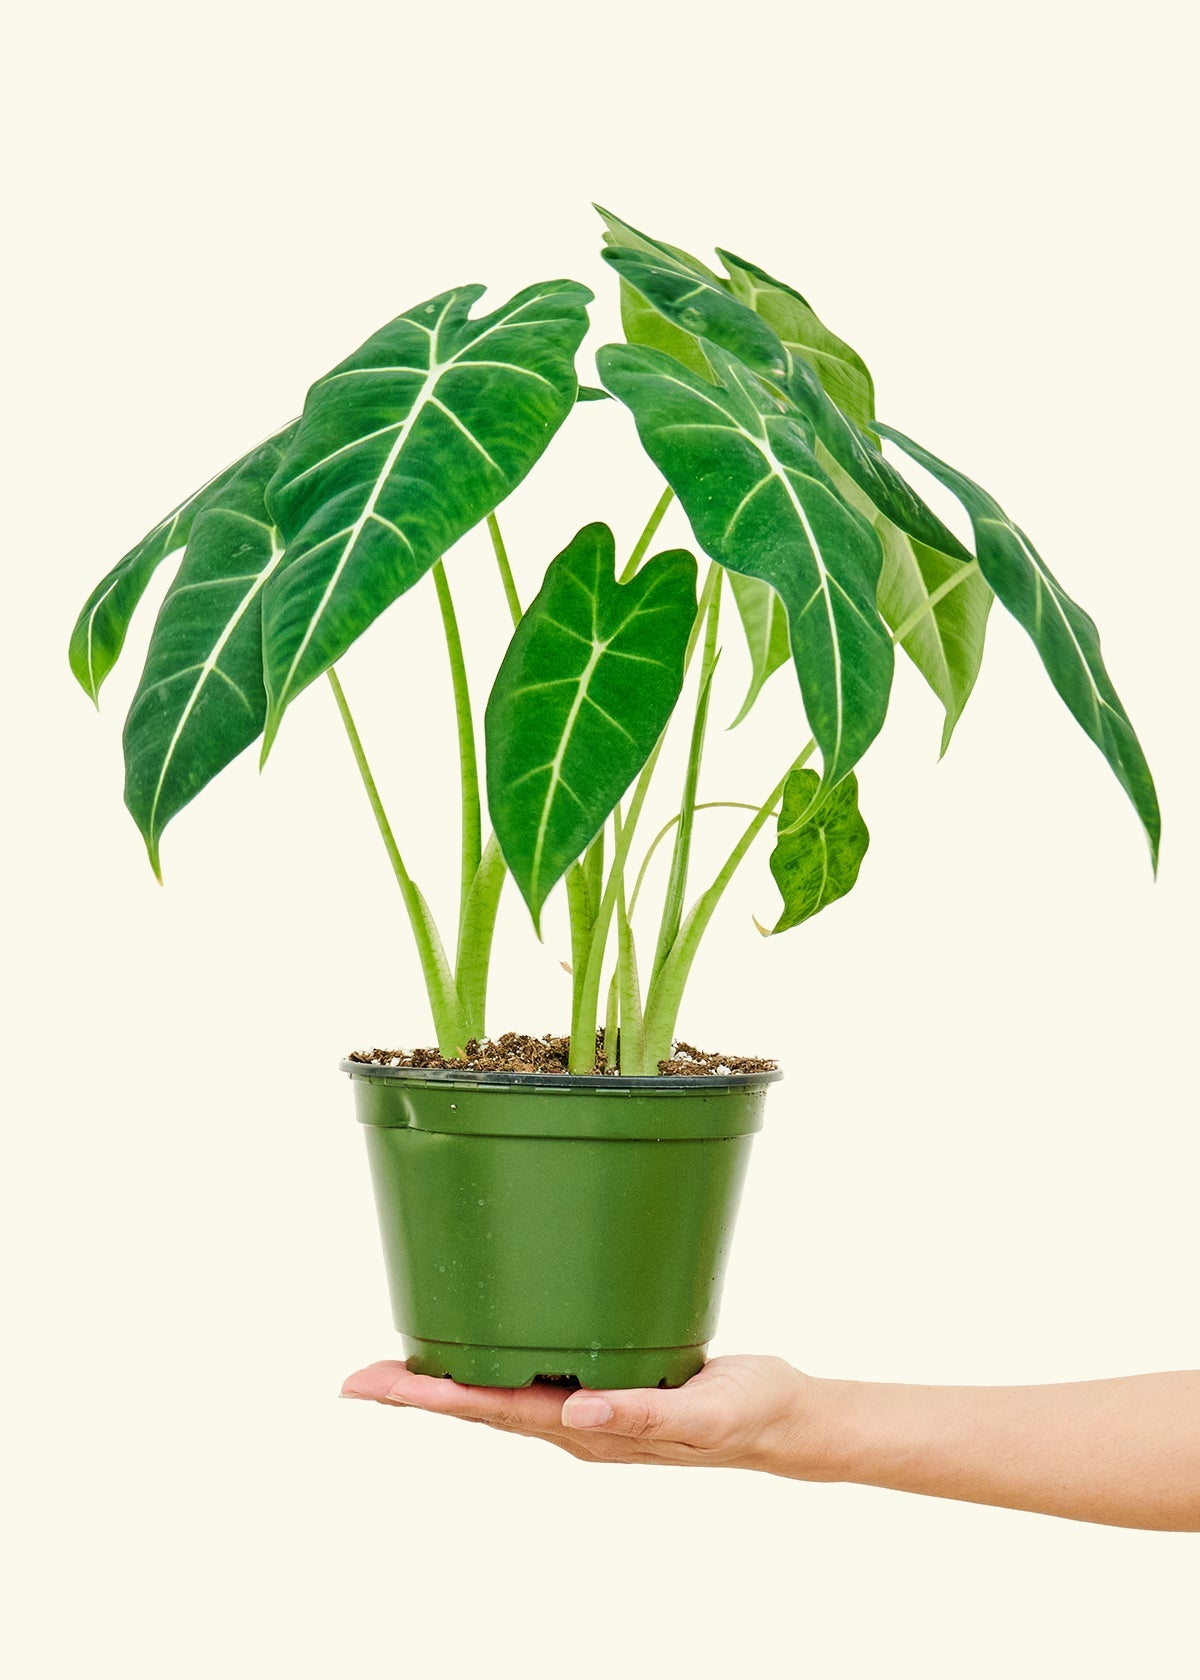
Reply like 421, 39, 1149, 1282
455, 832, 506, 1041
327, 669, 468, 1055
618, 485, 674, 583
650, 566, 721, 986
628, 803, 764, 917
431, 560, 482, 938
641, 749, 811, 1067
487, 512, 523, 628
566, 572, 718, 1072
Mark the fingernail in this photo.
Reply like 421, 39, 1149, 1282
563, 1395, 613, 1429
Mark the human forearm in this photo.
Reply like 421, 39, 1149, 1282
797, 1370, 1200, 1530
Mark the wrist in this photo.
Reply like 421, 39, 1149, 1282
749, 1369, 874, 1482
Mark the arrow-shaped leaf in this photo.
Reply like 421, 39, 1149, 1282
604, 228, 993, 748
765, 766, 870, 932
606, 243, 969, 562
122, 425, 298, 876
485, 522, 697, 928
599, 341, 892, 790
261, 278, 592, 752
875, 423, 1161, 868
69, 427, 294, 704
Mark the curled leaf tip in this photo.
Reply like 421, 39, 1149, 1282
752, 915, 772, 938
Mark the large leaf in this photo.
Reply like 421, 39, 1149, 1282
605, 242, 970, 562
718, 249, 876, 432
875, 424, 1161, 867
766, 767, 869, 932
261, 278, 592, 752
485, 522, 696, 928
727, 572, 790, 728
599, 341, 892, 790
69, 428, 293, 704
122, 425, 298, 876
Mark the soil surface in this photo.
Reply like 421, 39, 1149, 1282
347, 1032, 777, 1077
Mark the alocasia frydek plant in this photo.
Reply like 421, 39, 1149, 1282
70, 209, 1160, 1075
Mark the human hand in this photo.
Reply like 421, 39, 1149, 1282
340, 1353, 841, 1474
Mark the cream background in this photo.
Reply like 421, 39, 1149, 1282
4, 1, 1197, 1673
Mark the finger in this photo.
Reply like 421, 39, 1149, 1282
560, 1383, 702, 1442
342, 1361, 571, 1433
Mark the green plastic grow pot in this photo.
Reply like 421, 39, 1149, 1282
344, 1061, 780, 1389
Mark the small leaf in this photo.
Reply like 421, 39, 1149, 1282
876, 423, 1161, 868
69, 426, 294, 704
767, 767, 869, 932
727, 573, 790, 728
576, 385, 610, 402
485, 522, 697, 928
599, 341, 892, 791
261, 278, 592, 753
122, 425, 298, 877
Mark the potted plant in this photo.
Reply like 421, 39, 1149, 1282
70, 208, 1159, 1390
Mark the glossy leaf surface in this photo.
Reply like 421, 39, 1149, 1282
262, 279, 592, 751
719, 250, 876, 431
876, 424, 1161, 866
123, 425, 298, 876
69, 429, 292, 703
597, 205, 717, 378
485, 522, 696, 927
606, 243, 969, 560
605, 226, 992, 749
767, 767, 869, 932
599, 341, 892, 789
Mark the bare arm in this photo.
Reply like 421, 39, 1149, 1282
342, 1356, 1200, 1531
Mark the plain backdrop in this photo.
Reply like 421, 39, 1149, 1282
4, 1, 1197, 1674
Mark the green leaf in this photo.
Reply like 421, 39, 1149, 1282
606, 243, 969, 562
576, 385, 610, 402
261, 278, 592, 753
718, 250, 876, 432
597, 205, 717, 379
122, 425, 299, 877
766, 767, 869, 932
727, 572, 790, 728
821, 451, 993, 753
878, 524, 992, 754
875, 424, 1161, 868
485, 521, 697, 928
598, 341, 892, 790
69, 427, 293, 704
603, 225, 993, 749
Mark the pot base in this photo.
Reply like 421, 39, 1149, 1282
403, 1335, 706, 1390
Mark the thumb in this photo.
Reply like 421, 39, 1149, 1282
561, 1387, 681, 1439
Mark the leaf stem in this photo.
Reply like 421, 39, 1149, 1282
487, 512, 522, 628
628, 802, 766, 918
455, 832, 506, 1040
641, 747, 813, 1067
327, 668, 467, 1054
618, 486, 674, 582
650, 566, 721, 986
432, 560, 482, 937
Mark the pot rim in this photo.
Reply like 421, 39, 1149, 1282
340, 1059, 782, 1094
